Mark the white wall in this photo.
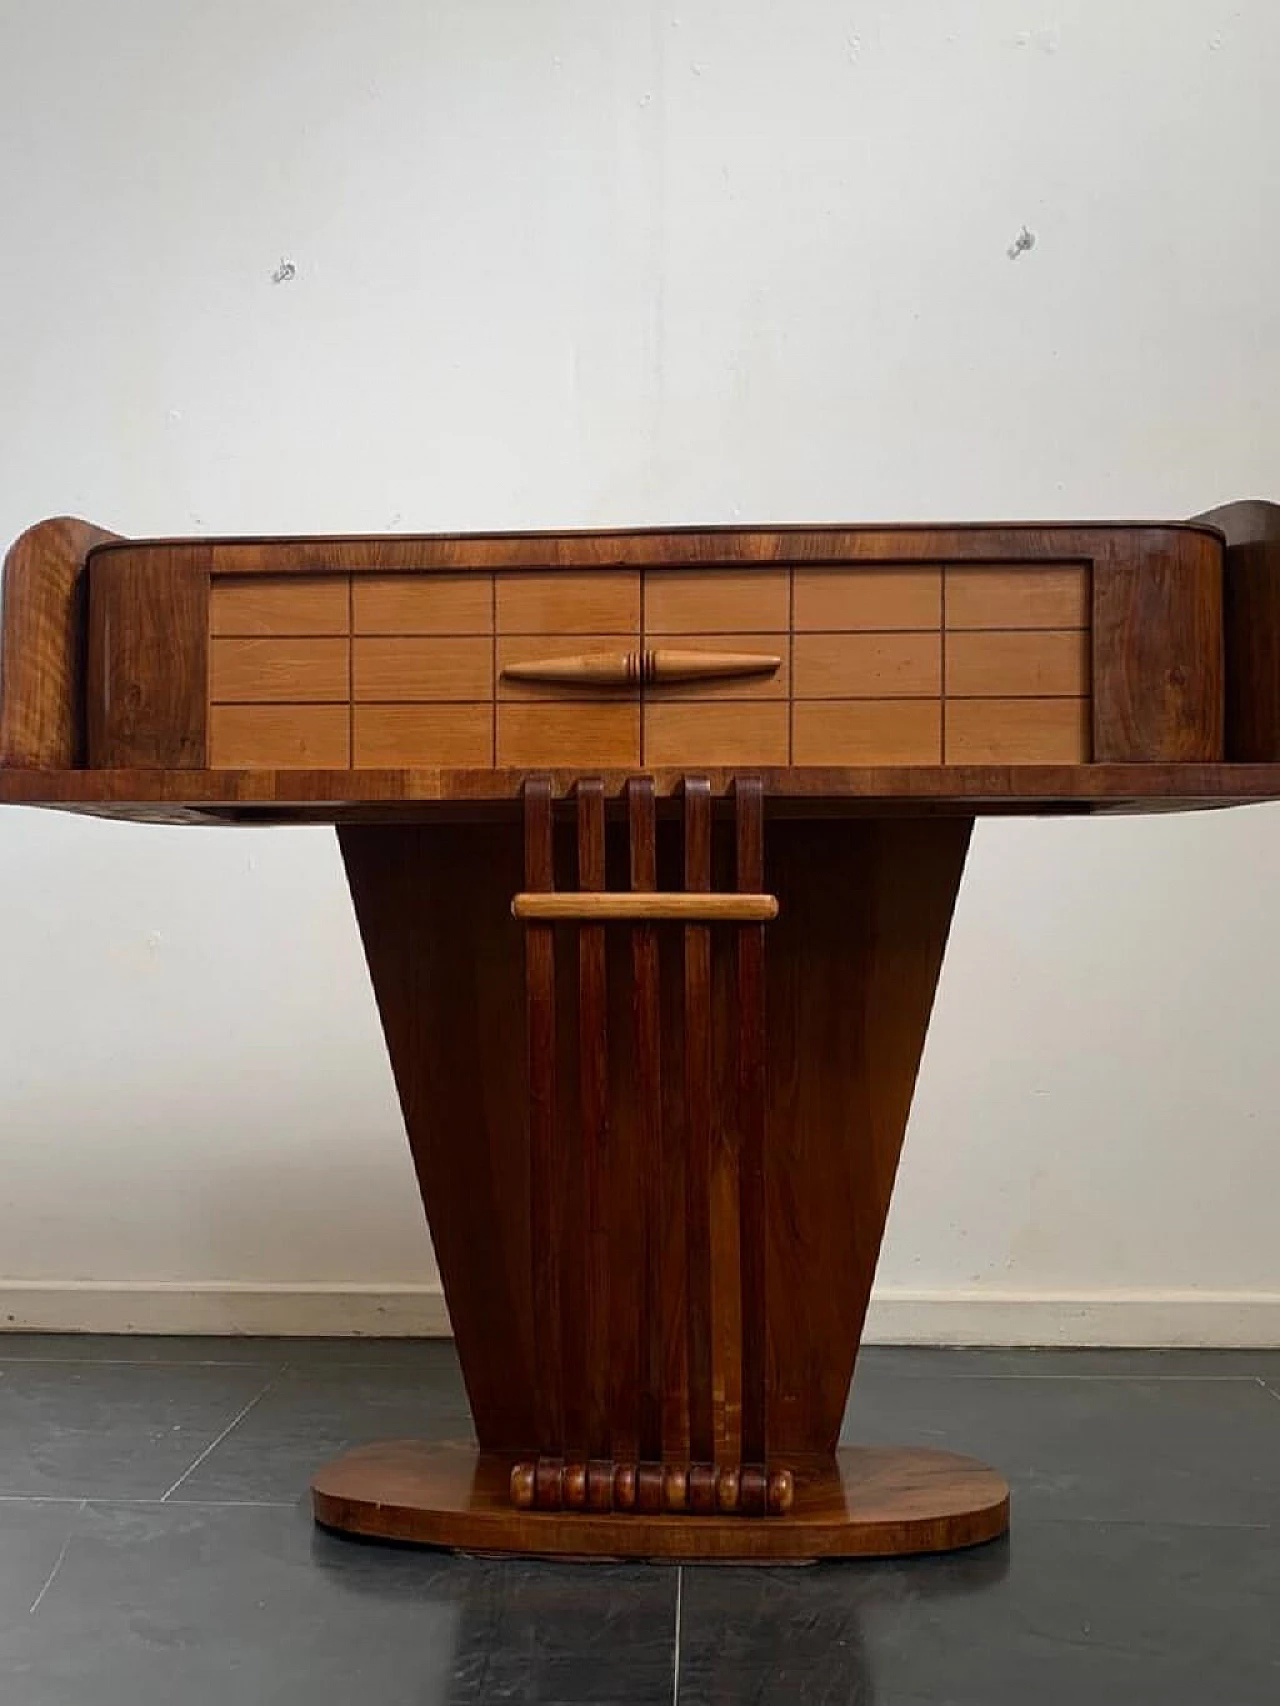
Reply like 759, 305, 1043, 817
1, 0, 1278, 1342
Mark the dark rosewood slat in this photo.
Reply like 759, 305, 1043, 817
575, 780, 610, 1463
523, 777, 561, 1453
734, 776, 768, 1476
682, 777, 715, 1469
627, 778, 663, 1466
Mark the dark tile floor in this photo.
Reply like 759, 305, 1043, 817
0, 1338, 1277, 1703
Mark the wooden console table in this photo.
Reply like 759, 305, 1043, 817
3, 501, 1278, 1562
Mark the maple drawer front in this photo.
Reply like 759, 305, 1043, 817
793, 701, 942, 765
645, 570, 789, 634
208, 704, 350, 769
794, 633, 942, 699
353, 637, 493, 702
793, 566, 941, 632
210, 638, 350, 704
211, 575, 350, 637
353, 574, 492, 635
496, 572, 640, 635
497, 702, 641, 767
354, 705, 493, 766
946, 699, 1091, 763
644, 701, 790, 766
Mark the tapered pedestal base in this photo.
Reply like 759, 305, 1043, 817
312, 1442, 1009, 1562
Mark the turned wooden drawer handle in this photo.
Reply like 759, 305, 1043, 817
512, 893, 779, 923
500, 648, 782, 688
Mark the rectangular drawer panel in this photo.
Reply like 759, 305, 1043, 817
497, 702, 641, 766
353, 637, 492, 701
794, 633, 941, 698
211, 575, 350, 637
946, 565, 1089, 630
496, 635, 641, 700
496, 571, 640, 634
794, 567, 941, 632
210, 638, 349, 703
946, 630, 1089, 697
645, 701, 790, 766
353, 574, 492, 635
209, 704, 350, 768
793, 701, 942, 764
645, 570, 789, 634
945, 699, 1090, 762
354, 705, 492, 766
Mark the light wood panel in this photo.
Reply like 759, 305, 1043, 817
945, 565, 1089, 630
793, 701, 942, 765
645, 701, 789, 766
353, 574, 492, 635
210, 638, 350, 703
208, 704, 350, 768
497, 702, 640, 766
945, 698, 1090, 763
794, 633, 941, 699
510, 892, 779, 922
496, 571, 639, 635
353, 637, 492, 702
642, 634, 789, 699
645, 570, 789, 634
354, 705, 492, 766
211, 575, 350, 637
794, 567, 940, 632
945, 630, 1089, 698
497, 636, 642, 700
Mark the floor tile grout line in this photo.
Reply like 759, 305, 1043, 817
0, 1357, 287, 1369
28, 1500, 84, 1616
159, 1374, 278, 1502
672, 1564, 683, 1706
0, 1494, 299, 1508
854, 1372, 1273, 1383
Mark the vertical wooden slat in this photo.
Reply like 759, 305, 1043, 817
734, 776, 768, 1479
523, 776, 561, 1453
627, 778, 662, 1466
575, 779, 610, 1467
682, 776, 715, 1475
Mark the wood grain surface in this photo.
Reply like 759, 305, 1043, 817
87, 544, 209, 767
5, 517, 1230, 776
1091, 529, 1223, 761
4, 762, 1280, 820
0, 517, 119, 768
312, 1440, 1010, 1560
84, 518, 1219, 573
1197, 499, 1280, 760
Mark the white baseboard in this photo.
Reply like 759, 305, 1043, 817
0, 1282, 1277, 1346
862, 1289, 1280, 1348
0, 1282, 452, 1337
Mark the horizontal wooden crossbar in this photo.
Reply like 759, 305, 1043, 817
511, 893, 779, 923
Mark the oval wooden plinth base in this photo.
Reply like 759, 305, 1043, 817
311, 1442, 1010, 1562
